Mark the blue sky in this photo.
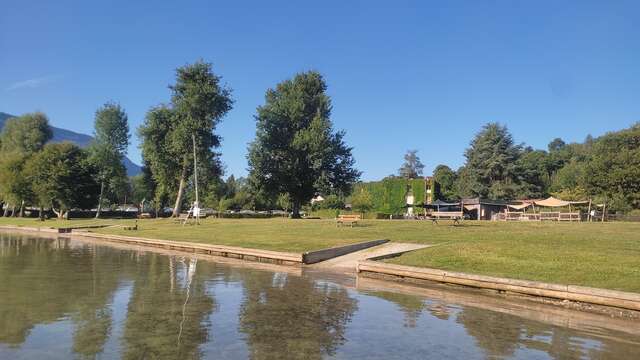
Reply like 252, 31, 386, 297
1, 0, 638, 180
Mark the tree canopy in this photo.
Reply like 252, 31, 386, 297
0, 112, 52, 155
398, 150, 424, 179
139, 60, 233, 217
460, 123, 521, 199
247, 71, 360, 217
24, 143, 99, 219
88, 102, 130, 217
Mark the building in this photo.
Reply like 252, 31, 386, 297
461, 198, 510, 220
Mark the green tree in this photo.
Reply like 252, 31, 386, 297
314, 194, 345, 210
138, 105, 178, 215
461, 123, 521, 199
432, 164, 458, 200
88, 102, 130, 217
514, 148, 550, 199
547, 137, 566, 152
24, 143, 99, 219
0, 112, 52, 216
0, 154, 32, 217
247, 71, 360, 218
398, 150, 424, 179
351, 188, 373, 215
0, 112, 52, 155
582, 123, 640, 210
129, 166, 156, 211
276, 193, 291, 213
138, 61, 233, 218
168, 60, 233, 217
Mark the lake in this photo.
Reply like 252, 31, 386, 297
0, 233, 638, 359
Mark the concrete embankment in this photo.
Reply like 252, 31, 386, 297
0, 226, 303, 265
357, 260, 640, 312
0, 226, 390, 266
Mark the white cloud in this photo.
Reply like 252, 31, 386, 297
6, 74, 62, 91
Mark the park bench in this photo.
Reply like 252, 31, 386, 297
138, 212, 152, 219
428, 211, 463, 225
173, 213, 190, 223
336, 214, 361, 227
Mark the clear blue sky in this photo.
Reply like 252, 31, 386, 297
1, 0, 638, 180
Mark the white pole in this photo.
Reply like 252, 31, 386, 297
192, 134, 199, 224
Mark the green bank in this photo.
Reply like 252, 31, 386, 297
1, 217, 638, 292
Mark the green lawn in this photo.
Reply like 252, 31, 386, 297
1, 217, 639, 292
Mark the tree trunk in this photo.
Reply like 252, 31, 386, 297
52, 205, 64, 220
11, 205, 16, 217
172, 163, 188, 218
19, 200, 24, 217
3, 204, 9, 217
291, 200, 301, 219
95, 180, 105, 219
39, 206, 44, 221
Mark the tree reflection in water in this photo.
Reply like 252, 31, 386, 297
0, 234, 121, 356
121, 254, 215, 360
238, 270, 357, 359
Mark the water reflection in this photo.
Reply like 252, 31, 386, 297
238, 271, 357, 359
1, 233, 639, 359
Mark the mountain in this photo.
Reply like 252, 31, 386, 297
0, 112, 142, 176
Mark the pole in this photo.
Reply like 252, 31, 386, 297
192, 134, 199, 224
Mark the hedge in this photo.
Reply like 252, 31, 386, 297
352, 178, 426, 214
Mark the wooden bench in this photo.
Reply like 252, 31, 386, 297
428, 211, 463, 224
336, 214, 361, 227
173, 213, 190, 223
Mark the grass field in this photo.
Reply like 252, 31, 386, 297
1, 217, 639, 292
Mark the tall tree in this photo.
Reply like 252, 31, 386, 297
583, 123, 640, 211
247, 71, 360, 218
461, 123, 521, 199
88, 102, 130, 218
0, 154, 32, 217
350, 188, 373, 215
514, 148, 551, 199
167, 60, 233, 217
398, 150, 424, 179
0, 112, 52, 216
432, 164, 458, 200
24, 143, 99, 219
0, 112, 52, 155
138, 105, 178, 215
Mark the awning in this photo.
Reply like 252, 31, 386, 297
432, 200, 460, 206
508, 203, 531, 210
534, 196, 590, 207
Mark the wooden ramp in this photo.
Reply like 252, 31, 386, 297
311, 243, 429, 271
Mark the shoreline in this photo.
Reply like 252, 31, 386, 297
2, 224, 640, 316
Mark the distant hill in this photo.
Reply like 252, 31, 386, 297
0, 112, 142, 176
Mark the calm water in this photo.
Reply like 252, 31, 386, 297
1, 234, 639, 359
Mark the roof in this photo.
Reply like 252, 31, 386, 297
534, 196, 590, 207
461, 198, 510, 206
432, 199, 460, 206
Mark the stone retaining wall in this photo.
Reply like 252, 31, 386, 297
357, 260, 640, 311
